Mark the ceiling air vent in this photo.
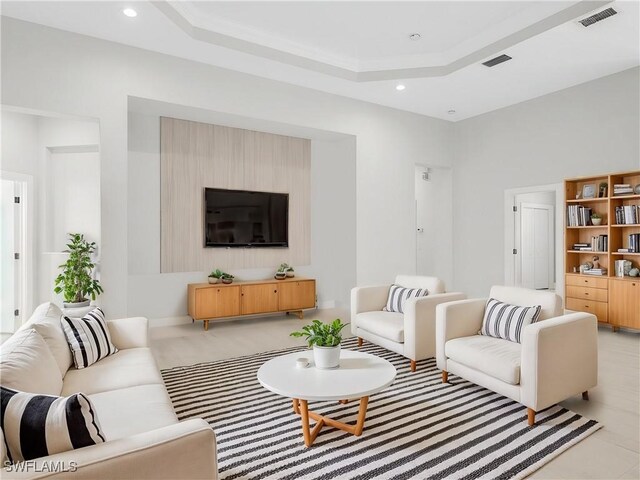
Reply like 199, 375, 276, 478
482, 54, 512, 67
579, 7, 617, 27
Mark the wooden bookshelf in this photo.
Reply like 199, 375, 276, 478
564, 170, 640, 331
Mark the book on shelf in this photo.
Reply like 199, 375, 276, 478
629, 233, 640, 253
566, 205, 593, 226
618, 248, 632, 253
589, 235, 608, 252
613, 183, 634, 195
583, 269, 607, 276
615, 205, 639, 225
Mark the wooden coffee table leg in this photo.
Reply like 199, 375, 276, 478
354, 396, 369, 436
298, 399, 323, 447
292, 398, 300, 414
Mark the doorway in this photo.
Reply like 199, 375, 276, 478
415, 165, 453, 289
0, 173, 30, 335
504, 184, 564, 300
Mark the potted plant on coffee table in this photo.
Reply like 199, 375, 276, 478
54, 233, 103, 308
290, 319, 348, 369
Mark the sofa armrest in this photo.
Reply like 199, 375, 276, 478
350, 285, 390, 335
107, 317, 149, 349
521, 312, 598, 411
2, 419, 217, 480
403, 293, 467, 360
435, 298, 487, 371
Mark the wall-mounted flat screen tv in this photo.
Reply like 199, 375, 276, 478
204, 188, 289, 248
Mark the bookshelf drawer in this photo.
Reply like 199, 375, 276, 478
566, 285, 608, 302
566, 298, 608, 323
566, 275, 608, 289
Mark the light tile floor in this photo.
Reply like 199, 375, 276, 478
150, 309, 640, 479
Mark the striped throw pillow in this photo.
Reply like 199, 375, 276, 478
480, 298, 542, 344
0, 386, 105, 463
383, 284, 429, 313
61, 308, 118, 369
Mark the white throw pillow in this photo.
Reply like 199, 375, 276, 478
480, 298, 542, 344
0, 329, 63, 395
0, 386, 105, 463
19, 302, 72, 376
62, 308, 118, 369
383, 284, 429, 314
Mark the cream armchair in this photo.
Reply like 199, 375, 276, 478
351, 275, 466, 371
436, 285, 598, 426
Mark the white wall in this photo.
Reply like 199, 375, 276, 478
454, 67, 640, 297
1, 17, 454, 319
127, 109, 356, 320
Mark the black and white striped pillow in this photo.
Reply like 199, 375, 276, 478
383, 284, 429, 313
0, 386, 105, 463
480, 298, 542, 343
61, 308, 118, 369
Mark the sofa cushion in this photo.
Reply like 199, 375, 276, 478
480, 298, 541, 344
62, 308, 118, 369
383, 284, 428, 313
489, 285, 561, 320
19, 302, 72, 376
88, 385, 178, 440
356, 311, 404, 343
1, 386, 105, 463
0, 329, 62, 395
445, 335, 522, 385
61, 347, 164, 396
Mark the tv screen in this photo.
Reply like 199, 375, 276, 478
204, 188, 289, 247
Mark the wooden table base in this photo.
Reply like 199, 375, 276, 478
292, 397, 369, 447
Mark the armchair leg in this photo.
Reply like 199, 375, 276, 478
357, 337, 363, 347
410, 360, 416, 372
582, 391, 589, 401
442, 371, 448, 383
527, 408, 536, 426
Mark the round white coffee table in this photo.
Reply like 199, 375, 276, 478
257, 349, 396, 447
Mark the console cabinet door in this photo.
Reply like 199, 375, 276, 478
609, 279, 640, 329
278, 280, 316, 311
195, 286, 241, 319
241, 284, 279, 315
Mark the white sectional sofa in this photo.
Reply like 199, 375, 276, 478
1, 303, 217, 479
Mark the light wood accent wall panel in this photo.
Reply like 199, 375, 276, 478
161, 117, 311, 273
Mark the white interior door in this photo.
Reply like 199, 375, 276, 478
517, 202, 554, 290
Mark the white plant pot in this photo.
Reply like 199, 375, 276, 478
208, 277, 219, 284
313, 344, 341, 369
591, 218, 602, 226
286, 271, 295, 277
63, 300, 91, 308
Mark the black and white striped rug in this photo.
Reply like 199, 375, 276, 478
161, 338, 601, 480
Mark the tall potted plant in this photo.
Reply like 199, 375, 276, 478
54, 233, 103, 308
290, 319, 348, 369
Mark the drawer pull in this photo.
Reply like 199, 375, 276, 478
584, 292, 589, 295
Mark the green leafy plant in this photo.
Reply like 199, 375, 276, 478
221, 272, 234, 279
54, 233, 103, 303
278, 263, 294, 273
591, 213, 601, 219
290, 319, 348, 347
209, 269, 224, 279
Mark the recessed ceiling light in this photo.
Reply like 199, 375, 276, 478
448, 109, 456, 115
123, 8, 137, 18
409, 33, 422, 41
396, 84, 406, 91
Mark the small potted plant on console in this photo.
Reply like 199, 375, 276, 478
221, 272, 234, 284
208, 269, 223, 284
290, 319, 348, 369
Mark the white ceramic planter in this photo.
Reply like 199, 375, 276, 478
208, 277, 219, 284
286, 271, 295, 277
313, 344, 341, 369
591, 218, 602, 226
63, 300, 90, 308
